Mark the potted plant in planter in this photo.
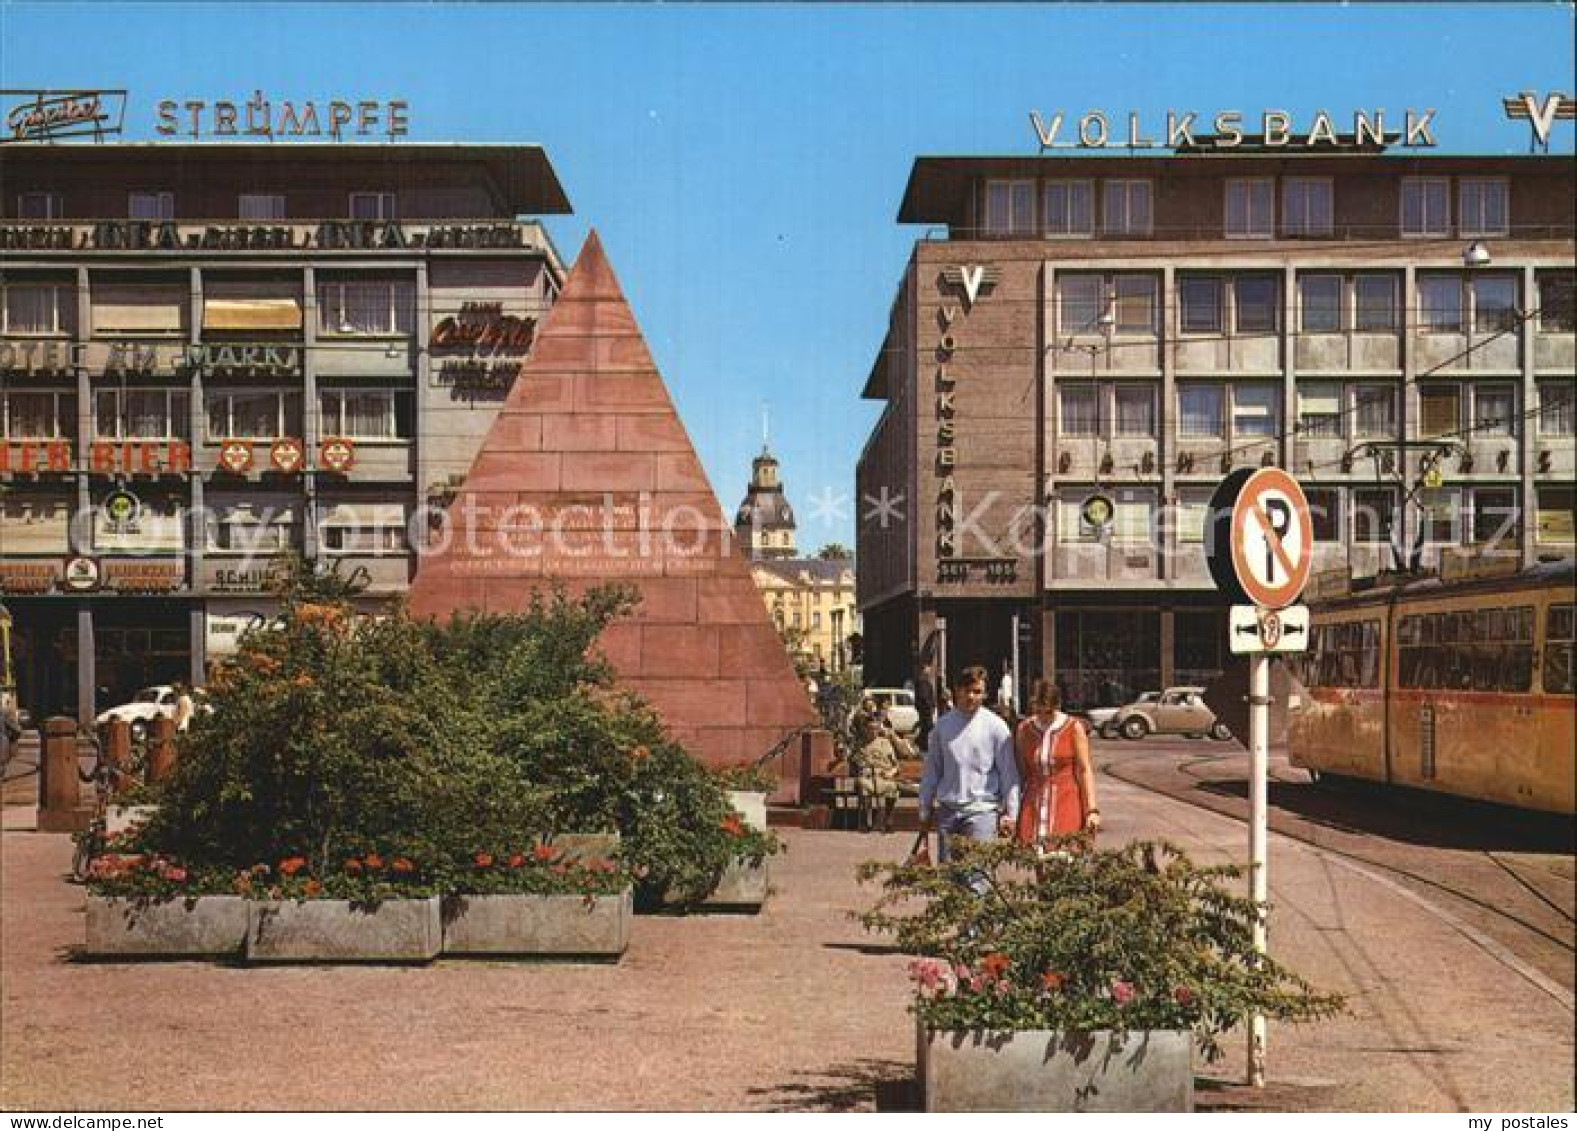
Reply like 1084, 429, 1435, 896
859, 838, 1344, 1112
81, 847, 248, 958
441, 843, 633, 958
713, 762, 777, 832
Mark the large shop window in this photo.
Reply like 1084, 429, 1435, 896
319, 278, 415, 335
205, 495, 299, 553
202, 280, 303, 332
984, 180, 1034, 237
0, 492, 70, 553
2, 281, 69, 334
206, 390, 303, 440
1401, 177, 1450, 237
318, 500, 411, 554
93, 388, 189, 440
1054, 610, 1160, 709
319, 388, 413, 441
2, 391, 75, 439
91, 278, 187, 335
1458, 178, 1509, 238
93, 488, 184, 554
1282, 177, 1334, 237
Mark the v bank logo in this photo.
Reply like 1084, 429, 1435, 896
1502, 91, 1575, 150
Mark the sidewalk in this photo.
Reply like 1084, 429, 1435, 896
2, 774, 1572, 1111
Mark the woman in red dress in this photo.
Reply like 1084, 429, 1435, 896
1014, 679, 1101, 847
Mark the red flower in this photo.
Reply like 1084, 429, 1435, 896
279, 856, 307, 877
720, 815, 745, 838
586, 858, 615, 874
979, 953, 1011, 980
303, 879, 323, 898
363, 853, 384, 870
473, 852, 495, 868
344, 858, 364, 875
250, 863, 271, 877
531, 844, 560, 864
1172, 986, 1194, 1007
1110, 980, 1136, 1005
1040, 970, 1067, 992
506, 853, 525, 868
391, 857, 415, 875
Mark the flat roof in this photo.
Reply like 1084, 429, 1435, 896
898, 152, 1572, 225
0, 143, 572, 215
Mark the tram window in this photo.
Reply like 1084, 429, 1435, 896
1545, 604, 1575, 695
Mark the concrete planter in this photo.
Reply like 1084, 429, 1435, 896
84, 894, 248, 958
725, 790, 769, 833
918, 1026, 1193, 1112
699, 857, 769, 911
442, 888, 632, 958
245, 895, 441, 963
104, 805, 159, 837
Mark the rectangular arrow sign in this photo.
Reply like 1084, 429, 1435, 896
1229, 603, 1310, 654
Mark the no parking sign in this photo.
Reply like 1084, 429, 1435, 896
1207, 468, 1314, 610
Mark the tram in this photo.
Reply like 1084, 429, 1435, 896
1287, 559, 1575, 814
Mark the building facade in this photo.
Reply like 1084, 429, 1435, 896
857, 146, 1575, 708
0, 142, 570, 723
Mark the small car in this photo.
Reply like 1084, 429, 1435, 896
1085, 692, 1158, 739
95, 685, 207, 741
858, 688, 921, 738
1111, 687, 1232, 742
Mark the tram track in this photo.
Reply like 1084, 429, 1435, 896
1101, 744, 1576, 1010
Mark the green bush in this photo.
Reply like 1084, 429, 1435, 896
858, 837, 1343, 1061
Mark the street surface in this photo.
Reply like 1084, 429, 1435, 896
1, 742, 1573, 1111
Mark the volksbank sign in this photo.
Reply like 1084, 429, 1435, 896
1030, 108, 1438, 150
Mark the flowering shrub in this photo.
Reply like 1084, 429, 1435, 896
448, 844, 630, 897
858, 837, 1343, 1061
713, 762, 778, 794
81, 852, 231, 899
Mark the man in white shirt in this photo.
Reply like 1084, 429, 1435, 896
919, 665, 1020, 863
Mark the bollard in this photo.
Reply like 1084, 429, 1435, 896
38, 716, 88, 833
105, 718, 132, 780
148, 716, 177, 784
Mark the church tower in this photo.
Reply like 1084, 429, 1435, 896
733, 445, 797, 560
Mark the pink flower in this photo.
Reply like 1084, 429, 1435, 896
1111, 980, 1136, 1005
907, 958, 947, 991
1173, 986, 1194, 1007
160, 865, 188, 883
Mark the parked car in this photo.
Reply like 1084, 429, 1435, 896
95, 685, 207, 742
1110, 687, 1232, 741
858, 688, 921, 738
1085, 692, 1159, 739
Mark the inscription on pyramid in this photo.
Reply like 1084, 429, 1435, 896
408, 231, 817, 770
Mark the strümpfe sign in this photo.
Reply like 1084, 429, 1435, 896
1030, 107, 1437, 150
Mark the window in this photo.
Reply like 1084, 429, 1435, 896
1401, 177, 1449, 236
1472, 276, 1517, 333
1307, 620, 1380, 689
1114, 385, 1156, 437
1402, 608, 1534, 693
319, 501, 410, 554
1353, 487, 1397, 544
128, 192, 174, 221
1300, 275, 1343, 332
1354, 384, 1398, 438
1471, 487, 1519, 546
206, 497, 299, 553
1355, 274, 1399, 331
1058, 384, 1099, 437
984, 180, 1034, 236
1113, 276, 1157, 333
1282, 177, 1333, 236
1297, 383, 1343, 439
1472, 384, 1516, 437
1225, 178, 1274, 238
1419, 488, 1461, 544
1232, 385, 1279, 437
1175, 490, 1211, 544
1546, 605, 1575, 695
93, 389, 189, 440
1112, 492, 1154, 544
1234, 276, 1279, 333
1179, 277, 1221, 333
319, 389, 412, 441
1419, 385, 1461, 437
238, 193, 285, 220
1101, 180, 1151, 236
1419, 276, 1463, 332
1538, 273, 1576, 332
319, 278, 415, 335
2, 391, 74, 438
1058, 497, 1099, 543
1043, 181, 1094, 237
1537, 486, 1575, 544
1058, 276, 1104, 334
1304, 487, 1341, 542
202, 280, 302, 332
349, 192, 396, 221
17, 192, 61, 219
1538, 381, 1574, 436
206, 391, 303, 440
1458, 178, 1509, 237
1178, 384, 1224, 437
93, 489, 184, 554
1, 281, 65, 334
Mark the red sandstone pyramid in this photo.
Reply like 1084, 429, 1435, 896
408, 231, 817, 770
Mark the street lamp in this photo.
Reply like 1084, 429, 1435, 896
1462, 240, 1492, 268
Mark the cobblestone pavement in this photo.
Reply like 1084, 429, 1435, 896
3, 772, 1573, 1112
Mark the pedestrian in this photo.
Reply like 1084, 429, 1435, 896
1013, 678, 1101, 850
172, 685, 196, 733
918, 664, 1019, 864
914, 662, 937, 747
850, 716, 901, 833
997, 660, 1014, 712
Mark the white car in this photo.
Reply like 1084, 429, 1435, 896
859, 688, 920, 738
1085, 692, 1159, 739
95, 685, 183, 742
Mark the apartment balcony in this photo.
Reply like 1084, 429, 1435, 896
1294, 331, 1401, 372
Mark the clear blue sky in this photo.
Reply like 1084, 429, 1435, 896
2, 3, 1573, 549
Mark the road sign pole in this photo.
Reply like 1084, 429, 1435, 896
1247, 650, 1270, 1088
